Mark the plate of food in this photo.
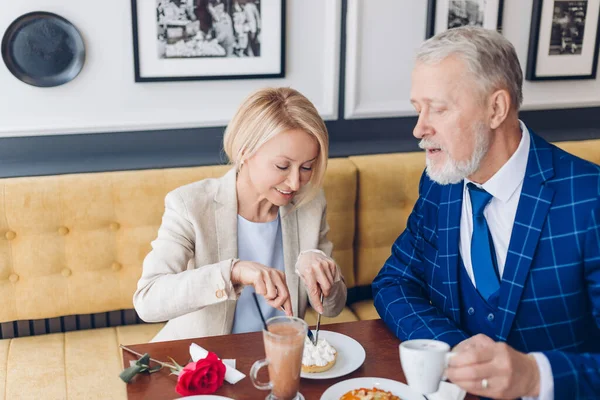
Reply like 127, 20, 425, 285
301, 331, 366, 380
320, 377, 424, 400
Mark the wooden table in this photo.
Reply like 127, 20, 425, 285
122, 319, 476, 399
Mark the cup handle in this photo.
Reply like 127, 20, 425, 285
442, 352, 456, 381
250, 359, 272, 391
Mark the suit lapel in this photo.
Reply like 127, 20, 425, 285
281, 204, 300, 317
214, 169, 239, 262
214, 168, 239, 330
496, 133, 555, 341
438, 182, 464, 324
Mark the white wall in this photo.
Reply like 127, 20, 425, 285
3, 0, 600, 137
345, 0, 600, 119
0, 0, 341, 137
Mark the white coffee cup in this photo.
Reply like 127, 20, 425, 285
399, 339, 454, 394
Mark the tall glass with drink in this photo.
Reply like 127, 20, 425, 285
250, 316, 307, 400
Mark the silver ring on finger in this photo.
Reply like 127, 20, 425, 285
481, 378, 489, 390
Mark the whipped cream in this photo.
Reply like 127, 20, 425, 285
302, 336, 337, 366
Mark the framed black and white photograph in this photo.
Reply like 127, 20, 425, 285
131, 0, 285, 82
526, 0, 600, 80
426, 0, 504, 38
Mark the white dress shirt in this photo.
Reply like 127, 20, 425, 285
458, 121, 553, 400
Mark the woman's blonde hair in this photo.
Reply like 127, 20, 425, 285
223, 87, 329, 209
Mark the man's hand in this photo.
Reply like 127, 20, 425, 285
295, 251, 340, 313
447, 334, 540, 399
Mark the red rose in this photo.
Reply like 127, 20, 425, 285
175, 351, 226, 396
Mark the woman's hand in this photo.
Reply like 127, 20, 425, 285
295, 251, 340, 313
231, 261, 293, 316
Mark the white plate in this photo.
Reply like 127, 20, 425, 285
301, 331, 366, 380
320, 377, 424, 400
176, 396, 234, 400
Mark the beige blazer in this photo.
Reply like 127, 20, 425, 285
133, 168, 347, 342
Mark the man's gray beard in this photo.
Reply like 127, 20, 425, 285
422, 124, 490, 185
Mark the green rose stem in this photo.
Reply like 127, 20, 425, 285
119, 344, 181, 383
120, 345, 177, 369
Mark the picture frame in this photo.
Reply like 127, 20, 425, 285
426, 0, 504, 38
131, 0, 285, 82
526, 0, 600, 80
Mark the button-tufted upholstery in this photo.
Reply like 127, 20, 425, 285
0, 138, 598, 400
0, 159, 357, 324
0, 323, 165, 399
556, 139, 600, 166
0, 158, 358, 400
348, 152, 425, 287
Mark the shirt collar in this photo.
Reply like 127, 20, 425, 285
465, 120, 530, 203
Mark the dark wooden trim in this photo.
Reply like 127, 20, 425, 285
92, 312, 107, 329
123, 309, 138, 325
32, 319, 47, 336
16, 321, 31, 337
48, 317, 62, 334
78, 314, 93, 330
1, 107, 598, 179
108, 310, 123, 327
63, 315, 77, 332
1, 322, 15, 340
0, 309, 148, 340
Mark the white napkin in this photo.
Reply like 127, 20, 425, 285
427, 381, 466, 400
189, 343, 246, 384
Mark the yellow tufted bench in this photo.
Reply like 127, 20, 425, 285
0, 138, 599, 400
347, 152, 425, 320
0, 158, 359, 400
345, 138, 600, 322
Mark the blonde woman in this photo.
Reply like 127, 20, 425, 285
134, 87, 347, 342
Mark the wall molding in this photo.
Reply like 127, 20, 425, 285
344, 0, 420, 119
343, 0, 362, 119
1, 107, 599, 179
320, 0, 342, 120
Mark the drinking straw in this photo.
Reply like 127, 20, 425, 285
252, 292, 269, 331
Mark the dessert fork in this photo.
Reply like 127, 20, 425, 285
314, 292, 325, 344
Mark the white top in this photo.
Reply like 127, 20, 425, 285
458, 121, 553, 400
231, 214, 285, 334
459, 121, 530, 285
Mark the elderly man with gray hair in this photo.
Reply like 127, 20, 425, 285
373, 26, 600, 399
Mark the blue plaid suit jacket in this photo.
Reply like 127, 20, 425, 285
373, 132, 600, 398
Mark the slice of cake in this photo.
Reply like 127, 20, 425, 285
302, 336, 337, 373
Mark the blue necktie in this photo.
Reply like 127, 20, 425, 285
467, 183, 500, 300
